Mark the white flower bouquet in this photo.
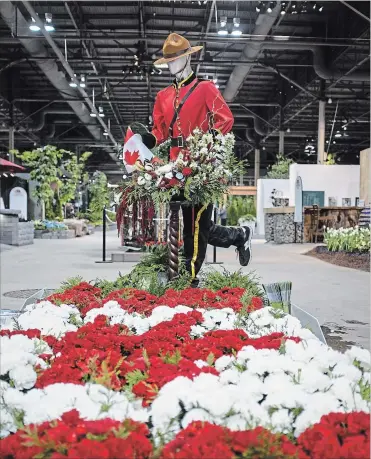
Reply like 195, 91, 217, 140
123, 129, 243, 206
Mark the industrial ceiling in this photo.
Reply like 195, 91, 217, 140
0, 1, 369, 179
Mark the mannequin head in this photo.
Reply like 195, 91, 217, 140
168, 55, 192, 81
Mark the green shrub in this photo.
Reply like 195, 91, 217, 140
227, 196, 256, 226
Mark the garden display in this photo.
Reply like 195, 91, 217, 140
33, 220, 71, 239
324, 227, 370, 253
0, 269, 370, 458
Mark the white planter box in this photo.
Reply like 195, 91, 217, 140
239, 220, 256, 235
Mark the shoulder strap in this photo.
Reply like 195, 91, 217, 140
169, 80, 201, 137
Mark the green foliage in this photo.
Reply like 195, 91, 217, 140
324, 153, 336, 165
87, 171, 110, 223
11, 146, 91, 220
55, 276, 84, 293
324, 227, 370, 253
266, 153, 293, 179
125, 369, 148, 391
227, 196, 256, 226
202, 268, 263, 299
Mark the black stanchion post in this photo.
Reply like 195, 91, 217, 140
95, 205, 112, 263
102, 205, 106, 262
206, 206, 223, 265
213, 208, 217, 263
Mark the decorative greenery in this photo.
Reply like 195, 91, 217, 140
324, 227, 370, 253
123, 130, 244, 207
202, 267, 263, 303
33, 220, 68, 231
238, 214, 256, 223
227, 196, 256, 226
324, 153, 336, 165
11, 146, 91, 220
87, 171, 110, 224
266, 153, 293, 179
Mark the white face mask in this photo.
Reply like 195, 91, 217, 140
168, 56, 189, 78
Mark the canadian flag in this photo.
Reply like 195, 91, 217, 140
122, 127, 153, 174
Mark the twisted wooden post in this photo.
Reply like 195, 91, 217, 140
168, 201, 181, 280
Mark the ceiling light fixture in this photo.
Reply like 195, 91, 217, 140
220, 16, 227, 27
98, 106, 105, 118
286, 127, 291, 132
267, 2, 275, 13
69, 74, 78, 88
232, 17, 242, 35
29, 17, 40, 32
44, 13, 55, 32
90, 88, 97, 117
319, 5, 324, 12
328, 97, 332, 104
80, 75, 86, 88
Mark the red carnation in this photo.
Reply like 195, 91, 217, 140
182, 167, 192, 176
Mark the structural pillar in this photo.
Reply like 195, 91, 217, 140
317, 100, 326, 164
279, 130, 284, 155
254, 147, 260, 186
8, 126, 14, 162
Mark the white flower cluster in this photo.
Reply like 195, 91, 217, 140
4, 301, 81, 337
0, 382, 148, 438
150, 339, 371, 442
0, 334, 51, 391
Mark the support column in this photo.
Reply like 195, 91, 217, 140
317, 100, 326, 164
254, 147, 260, 186
279, 130, 284, 155
8, 126, 14, 160
8, 70, 15, 162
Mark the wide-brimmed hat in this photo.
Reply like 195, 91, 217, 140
153, 33, 203, 66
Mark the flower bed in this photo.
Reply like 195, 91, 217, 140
324, 227, 370, 253
0, 281, 370, 458
33, 220, 73, 240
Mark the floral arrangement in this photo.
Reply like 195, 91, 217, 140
33, 220, 68, 231
0, 280, 370, 458
123, 129, 243, 206
324, 226, 370, 253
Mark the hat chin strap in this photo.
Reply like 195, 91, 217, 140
171, 56, 191, 81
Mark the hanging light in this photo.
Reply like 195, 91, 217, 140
80, 75, 86, 88
29, 17, 40, 32
328, 97, 332, 104
286, 127, 291, 132
319, 5, 324, 12
98, 106, 105, 118
69, 74, 78, 88
44, 13, 55, 32
3, 173, 8, 177
218, 16, 228, 35
335, 131, 342, 138
256, 1, 263, 12
213, 77, 218, 83
232, 17, 242, 35
267, 2, 275, 13
220, 16, 227, 27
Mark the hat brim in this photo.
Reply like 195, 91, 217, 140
153, 45, 203, 66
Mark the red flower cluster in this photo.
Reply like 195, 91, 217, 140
44, 282, 263, 318
161, 421, 306, 459
46, 282, 102, 313
157, 287, 263, 313
0, 409, 152, 459
297, 412, 370, 459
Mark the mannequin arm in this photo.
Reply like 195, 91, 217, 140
205, 82, 234, 134
146, 94, 167, 148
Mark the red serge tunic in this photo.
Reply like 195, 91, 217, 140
151, 72, 234, 160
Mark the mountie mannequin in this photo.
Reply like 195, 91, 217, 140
140, 33, 252, 287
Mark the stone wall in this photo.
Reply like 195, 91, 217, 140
0, 213, 34, 246
265, 212, 303, 244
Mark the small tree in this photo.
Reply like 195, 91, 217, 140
87, 171, 110, 224
266, 153, 293, 179
324, 153, 336, 165
12, 145, 91, 220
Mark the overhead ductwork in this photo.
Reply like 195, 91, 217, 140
0, 110, 74, 132
0, 2, 120, 165
243, 114, 269, 136
260, 43, 369, 82
223, 3, 282, 102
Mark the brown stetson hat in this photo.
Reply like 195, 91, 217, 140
153, 33, 203, 66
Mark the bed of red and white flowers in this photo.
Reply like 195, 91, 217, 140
0, 282, 370, 458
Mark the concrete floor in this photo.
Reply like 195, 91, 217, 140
1, 231, 369, 349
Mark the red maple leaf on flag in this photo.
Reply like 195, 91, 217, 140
124, 149, 140, 165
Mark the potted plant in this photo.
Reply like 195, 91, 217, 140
238, 214, 256, 234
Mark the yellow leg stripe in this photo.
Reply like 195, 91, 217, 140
190, 204, 208, 279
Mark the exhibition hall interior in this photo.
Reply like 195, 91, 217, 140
0, 1, 370, 456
